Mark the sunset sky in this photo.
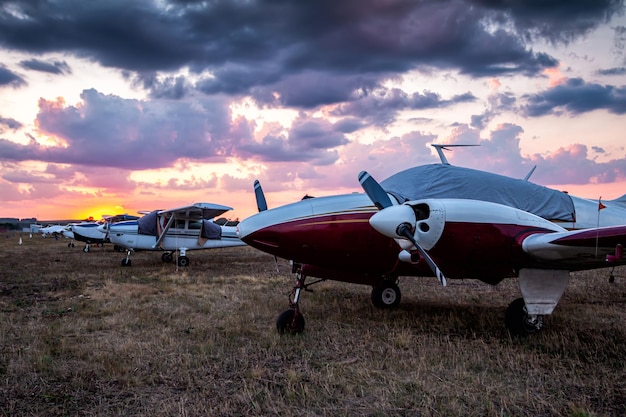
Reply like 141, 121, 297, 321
1, 0, 625, 221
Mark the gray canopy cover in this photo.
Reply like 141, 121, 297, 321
137, 210, 159, 236
201, 220, 222, 239
380, 164, 575, 222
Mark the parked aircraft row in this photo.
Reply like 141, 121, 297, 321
35, 144, 626, 337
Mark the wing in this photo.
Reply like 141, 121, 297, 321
522, 225, 626, 270
153, 203, 234, 249
158, 202, 233, 220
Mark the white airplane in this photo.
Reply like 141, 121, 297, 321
105, 202, 246, 266
40, 224, 68, 238
67, 214, 140, 252
237, 146, 626, 336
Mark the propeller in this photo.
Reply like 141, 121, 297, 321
358, 171, 393, 209
359, 171, 447, 286
254, 180, 268, 212
368, 205, 446, 286
253, 179, 278, 271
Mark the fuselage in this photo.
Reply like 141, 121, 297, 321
108, 220, 245, 251
71, 221, 108, 244
567, 195, 626, 229
238, 192, 626, 286
41, 225, 67, 237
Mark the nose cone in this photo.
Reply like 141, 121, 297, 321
237, 200, 314, 253
237, 209, 283, 246
369, 204, 416, 238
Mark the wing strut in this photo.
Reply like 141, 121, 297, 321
153, 214, 175, 249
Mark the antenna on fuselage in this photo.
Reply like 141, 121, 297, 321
523, 165, 537, 181
431, 144, 480, 165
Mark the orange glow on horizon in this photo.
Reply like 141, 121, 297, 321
70, 204, 130, 221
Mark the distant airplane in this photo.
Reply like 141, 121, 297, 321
68, 214, 140, 252
40, 224, 68, 238
237, 145, 626, 336
105, 203, 246, 266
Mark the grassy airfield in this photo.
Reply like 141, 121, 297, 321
1, 233, 625, 416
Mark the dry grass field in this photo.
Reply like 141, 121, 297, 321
1, 232, 625, 416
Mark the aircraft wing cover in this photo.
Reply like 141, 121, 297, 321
137, 210, 159, 236
381, 164, 576, 222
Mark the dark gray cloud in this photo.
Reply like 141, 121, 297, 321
0, 88, 354, 168
0, 88, 243, 169
522, 78, 626, 116
332, 87, 477, 126
0, 116, 22, 130
19, 58, 71, 74
2, 0, 621, 107
238, 115, 349, 165
131, 72, 190, 99
597, 67, 626, 75
0, 65, 25, 87
477, 0, 624, 43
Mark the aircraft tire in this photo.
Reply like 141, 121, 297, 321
505, 297, 543, 337
177, 256, 190, 267
83, 246, 89, 253
371, 283, 401, 309
121, 259, 131, 267
276, 309, 305, 334
162, 252, 173, 263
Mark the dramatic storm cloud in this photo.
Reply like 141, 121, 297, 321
0, 0, 624, 219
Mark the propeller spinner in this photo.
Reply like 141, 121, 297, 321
369, 205, 446, 286
359, 171, 447, 286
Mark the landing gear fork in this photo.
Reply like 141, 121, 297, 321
276, 270, 309, 334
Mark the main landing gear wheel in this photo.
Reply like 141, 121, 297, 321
505, 297, 544, 337
162, 252, 173, 263
177, 256, 190, 267
276, 309, 305, 334
371, 282, 401, 309
121, 258, 131, 267
83, 245, 89, 253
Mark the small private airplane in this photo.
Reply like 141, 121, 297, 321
66, 214, 140, 252
105, 202, 246, 266
237, 145, 626, 336
40, 224, 68, 238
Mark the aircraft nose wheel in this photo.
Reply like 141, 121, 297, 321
505, 298, 544, 337
276, 309, 305, 334
371, 282, 401, 308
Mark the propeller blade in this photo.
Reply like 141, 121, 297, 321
358, 171, 393, 209
254, 180, 268, 212
396, 223, 446, 286
370, 205, 446, 286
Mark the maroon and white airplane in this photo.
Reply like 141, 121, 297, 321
237, 151, 626, 336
